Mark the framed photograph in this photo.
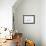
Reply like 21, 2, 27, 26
23, 15, 35, 24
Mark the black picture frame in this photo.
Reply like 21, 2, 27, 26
23, 15, 35, 24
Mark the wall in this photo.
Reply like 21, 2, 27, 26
0, 0, 46, 46
0, 0, 16, 30
41, 0, 46, 46
13, 0, 41, 46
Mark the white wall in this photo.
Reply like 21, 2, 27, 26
0, 0, 46, 46
13, 0, 41, 46
0, 0, 16, 30
41, 0, 46, 46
